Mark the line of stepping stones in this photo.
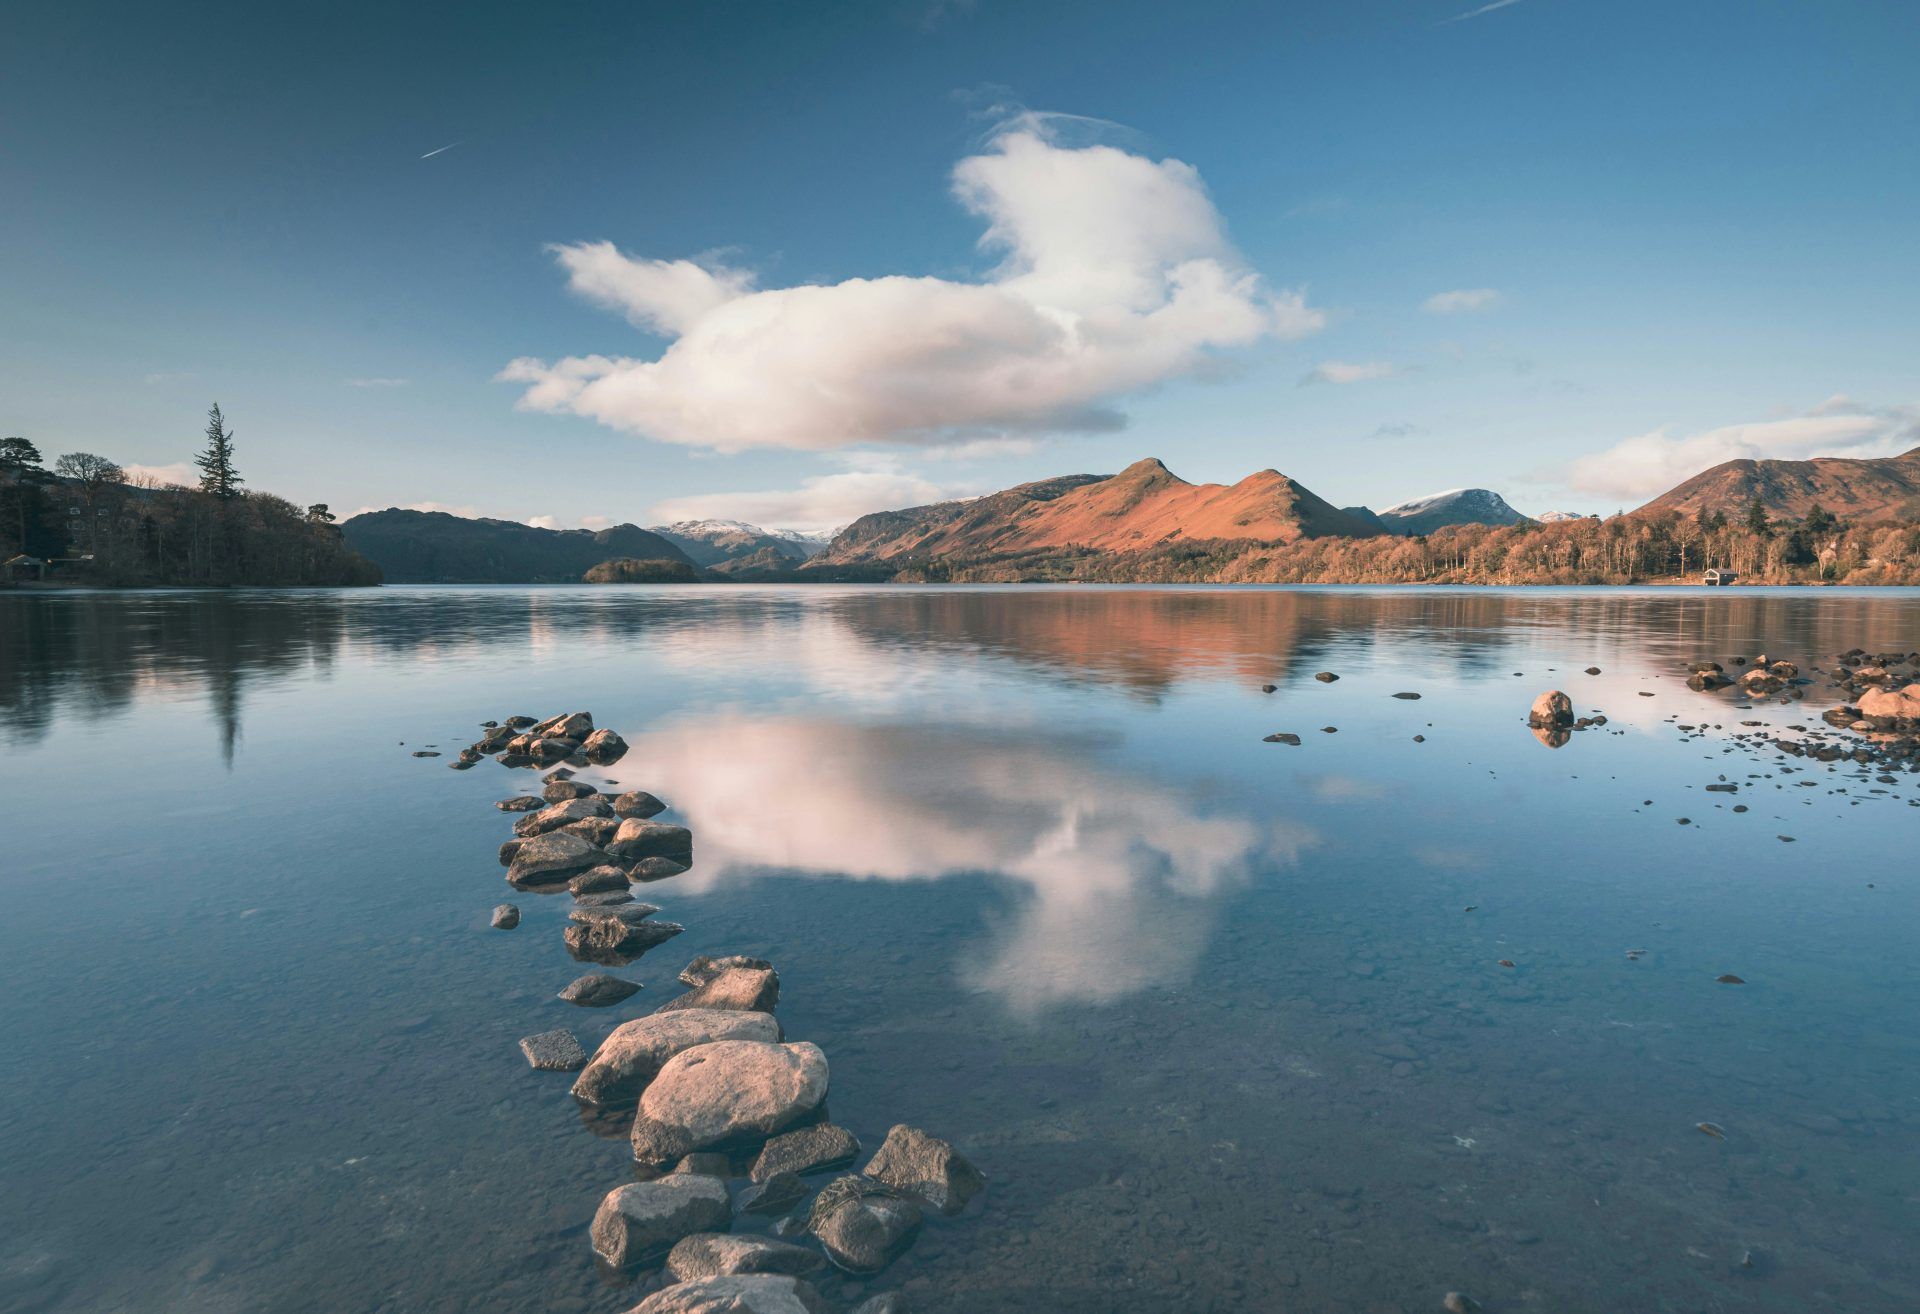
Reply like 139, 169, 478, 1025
463, 710, 982, 1314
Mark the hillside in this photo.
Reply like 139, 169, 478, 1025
650, 519, 827, 566
814, 459, 1380, 567
341, 509, 695, 583
1635, 447, 1920, 522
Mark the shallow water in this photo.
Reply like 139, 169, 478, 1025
1, 584, 1916, 1314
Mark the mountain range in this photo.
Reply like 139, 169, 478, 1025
338, 446, 1920, 584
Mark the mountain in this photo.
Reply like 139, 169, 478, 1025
341, 509, 697, 582
1372, 488, 1528, 534
650, 519, 830, 566
1634, 447, 1920, 523
1339, 505, 1394, 534
1536, 510, 1591, 523
813, 459, 1383, 567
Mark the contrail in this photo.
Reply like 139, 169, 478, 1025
419, 141, 462, 160
1444, 0, 1524, 21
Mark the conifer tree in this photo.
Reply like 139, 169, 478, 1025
196, 403, 244, 500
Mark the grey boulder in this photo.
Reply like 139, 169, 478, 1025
863, 1124, 984, 1215
564, 916, 683, 966
630, 1040, 829, 1167
583, 728, 629, 763
496, 796, 543, 812
490, 903, 520, 930
544, 779, 598, 802
608, 819, 694, 863
572, 1008, 783, 1105
613, 790, 668, 818
658, 967, 780, 1016
559, 973, 643, 1007
514, 795, 614, 838
681, 955, 774, 988
519, 1028, 587, 1071
570, 864, 632, 895
665, 1233, 824, 1282
506, 831, 607, 886
807, 1176, 922, 1274
534, 710, 594, 740
751, 1123, 859, 1182
589, 1175, 730, 1270
1527, 690, 1573, 728
629, 856, 692, 883
630, 1275, 828, 1314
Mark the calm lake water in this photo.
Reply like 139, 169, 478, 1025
1, 585, 1916, 1314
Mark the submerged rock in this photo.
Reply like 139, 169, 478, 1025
851, 1296, 907, 1314
681, 955, 775, 988
630, 1040, 829, 1167
1391, 691, 1422, 700
507, 832, 608, 887
491, 903, 521, 930
565, 915, 684, 966
862, 1124, 984, 1215
572, 1009, 783, 1105
630, 856, 693, 883
631, 1275, 828, 1314
740, 1172, 809, 1216
1314, 672, 1339, 682
519, 1028, 588, 1071
665, 1233, 824, 1282
659, 967, 781, 1016
608, 819, 695, 863
613, 790, 669, 819
808, 1175, 922, 1274
752, 1123, 860, 1182
556, 971, 640, 1006
497, 796, 543, 813
589, 1175, 730, 1270
583, 728, 629, 764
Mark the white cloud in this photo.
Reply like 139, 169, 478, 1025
1564, 399, 1920, 502
123, 462, 197, 487
1421, 287, 1502, 314
650, 469, 952, 536
525, 515, 559, 529
345, 377, 410, 388
921, 436, 1037, 462
1301, 360, 1397, 386
501, 116, 1323, 453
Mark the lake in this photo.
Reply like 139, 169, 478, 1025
1, 585, 1915, 1314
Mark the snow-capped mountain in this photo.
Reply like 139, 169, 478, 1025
649, 519, 835, 565
1374, 488, 1528, 534
1535, 510, 1591, 523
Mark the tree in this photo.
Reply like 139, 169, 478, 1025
1804, 502, 1837, 534
305, 503, 336, 523
54, 451, 126, 497
2, 436, 59, 555
1744, 496, 1771, 537
196, 403, 243, 500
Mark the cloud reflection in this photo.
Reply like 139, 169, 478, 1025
611, 715, 1315, 1011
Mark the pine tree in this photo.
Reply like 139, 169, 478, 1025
196, 403, 244, 500
1744, 496, 1771, 537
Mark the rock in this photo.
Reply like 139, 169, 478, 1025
560, 973, 644, 1007
496, 796, 543, 812
575, 890, 635, 907
570, 864, 632, 895
665, 1233, 824, 1282
1527, 690, 1573, 728
1443, 1295, 1480, 1313
1263, 732, 1301, 745
808, 1176, 922, 1274
583, 728, 630, 764
740, 1172, 809, 1215
534, 711, 595, 740
589, 1175, 730, 1270
505, 714, 537, 728
752, 1123, 860, 1181
1584, 666, 1602, 675
567, 901, 664, 926
1260, 683, 1276, 693
1860, 683, 1920, 724
519, 1028, 587, 1071
1314, 672, 1338, 682
630, 1040, 829, 1167
544, 779, 598, 802
494, 751, 535, 768
630, 1275, 829, 1314
851, 1296, 907, 1314
498, 839, 523, 868
491, 903, 520, 930
1740, 669, 1786, 694
565, 916, 684, 966
514, 795, 614, 838
1716, 974, 1746, 984
682, 955, 776, 988
411, 749, 440, 758
630, 856, 693, 882
561, 816, 623, 848
862, 1125, 984, 1214
1392, 691, 1422, 700
660, 967, 781, 1016
573, 1009, 783, 1105
614, 790, 669, 818
608, 819, 695, 863
507, 832, 608, 887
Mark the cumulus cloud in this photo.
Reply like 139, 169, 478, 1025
501, 116, 1323, 453
1564, 398, 1920, 502
1421, 287, 1502, 314
650, 469, 951, 536
1301, 360, 1397, 386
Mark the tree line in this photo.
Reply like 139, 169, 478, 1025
2, 405, 379, 587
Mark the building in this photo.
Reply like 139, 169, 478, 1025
1703, 568, 1738, 586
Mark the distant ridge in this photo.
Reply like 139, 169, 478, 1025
1372, 487, 1527, 534
1634, 447, 1920, 522
649, 519, 829, 567
340, 509, 696, 583
813, 458, 1382, 567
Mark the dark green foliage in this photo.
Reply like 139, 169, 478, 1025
195, 403, 243, 500
340, 509, 696, 582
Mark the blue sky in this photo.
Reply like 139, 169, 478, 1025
4, 0, 1917, 531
